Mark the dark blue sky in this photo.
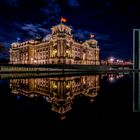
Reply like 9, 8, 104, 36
0, 0, 139, 60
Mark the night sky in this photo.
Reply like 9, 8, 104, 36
0, 0, 140, 60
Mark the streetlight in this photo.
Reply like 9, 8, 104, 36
108, 57, 115, 65
34, 60, 37, 64
109, 57, 114, 62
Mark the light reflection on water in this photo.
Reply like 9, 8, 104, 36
0, 72, 133, 122
10, 75, 100, 118
6, 72, 131, 118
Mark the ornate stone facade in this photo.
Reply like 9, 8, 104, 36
9, 23, 100, 65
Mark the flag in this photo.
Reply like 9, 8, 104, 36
90, 33, 95, 38
61, 17, 67, 23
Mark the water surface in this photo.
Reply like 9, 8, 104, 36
0, 73, 133, 124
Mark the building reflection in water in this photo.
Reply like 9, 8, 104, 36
9, 75, 100, 117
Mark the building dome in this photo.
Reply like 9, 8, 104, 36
11, 42, 20, 47
43, 34, 52, 41
29, 39, 35, 44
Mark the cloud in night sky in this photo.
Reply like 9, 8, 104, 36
72, 27, 113, 58
41, 0, 61, 17
0, 0, 139, 60
0, 0, 61, 54
21, 24, 38, 33
96, 34, 110, 42
3, 0, 20, 7
73, 28, 111, 43
73, 29, 90, 40
21, 23, 51, 37
67, 0, 80, 7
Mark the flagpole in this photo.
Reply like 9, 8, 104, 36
60, 16, 62, 24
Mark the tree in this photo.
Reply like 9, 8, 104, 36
0, 44, 6, 55
0, 44, 8, 64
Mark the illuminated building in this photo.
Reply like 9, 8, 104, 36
10, 75, 100, 117
9, 23, 100, 65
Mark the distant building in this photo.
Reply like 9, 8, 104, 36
9, 23, 100, 65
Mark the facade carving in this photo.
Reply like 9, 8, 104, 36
9, 23, 100, 65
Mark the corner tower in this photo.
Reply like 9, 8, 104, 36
82, 39, 100, 65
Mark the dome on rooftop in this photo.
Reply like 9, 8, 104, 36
11, 42, 20, 47
29, 40, 35, 44
43, 34, 52, 41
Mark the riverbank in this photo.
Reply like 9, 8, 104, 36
0, 64, 132, 73
0, 69, 137, 79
